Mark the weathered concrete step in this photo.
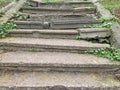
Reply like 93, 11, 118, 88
14, 20, 100, 29
21, 7, 96, 14
28, 1, 94, 8
51, 20, 100, 29
8, 29, 79, 39
29, 14, 98, 22
7, 28, 111, 39
0, 38, 109, 53
0, 51, 119, 72
14, 21, 49, 29
78, 28, 111, 39
0, 71, 119, 90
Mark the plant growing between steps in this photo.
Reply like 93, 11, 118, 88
23, 2, 31, 7
76, 35, 81, 40
90, 17, 119, 28
86, 47, 120, 61
0, 21, 16, 38
11, 12, 29, 21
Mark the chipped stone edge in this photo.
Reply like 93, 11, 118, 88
0, 0, 27, 23
92, 0, 120, 48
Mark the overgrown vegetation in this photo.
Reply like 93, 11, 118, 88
86, 47, 120, 61
23, 2, 31, 7
99, 0, 120, 20
0, 0, 14, 6
99, 0, 120, 13
11, 12, 29, 21
0, 21, 16, 38
90, 17, 119, 28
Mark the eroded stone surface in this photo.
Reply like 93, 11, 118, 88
0, 71, 119, 89
0, 51, 119, 72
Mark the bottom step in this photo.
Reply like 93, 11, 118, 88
0, 71, 119, 90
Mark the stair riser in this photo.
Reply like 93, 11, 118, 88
0, 44, 105, 53
50, 23, 94, 29
21, 8, 96, 15
29, 1, 94, 8
7, 30, 111, 39
0, 86, 119, 90
80, 31, 111, 39
7, 33, 78, 39
0, 66, 119, 73
15, 22, 99, 29
15, 22, 49, 29
29, 15, 98, 22
37, 4, 93, 9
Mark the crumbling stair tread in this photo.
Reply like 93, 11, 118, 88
21, 6, 95, 14
0, 71, 119, 90
0, 51, 119, 68
7, 28, 111, 39
32, 1, 93, 4
22, 7, 95, 11
9, 29, 78, 34
0, 37, 109, 48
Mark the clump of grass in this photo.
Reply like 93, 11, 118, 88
86, 47, 120, 61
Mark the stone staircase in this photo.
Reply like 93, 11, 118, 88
0, 0, 120, 90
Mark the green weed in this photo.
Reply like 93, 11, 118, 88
86, 47, 120, 61
0, 21, 16, 38
90, 17, 119, 28
76, 35, 81, 40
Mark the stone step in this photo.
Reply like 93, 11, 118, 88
77, 28, 111, 39
28, 1, 94, 8
29, 14, 98, 22
0, 38, 109, 53
21, 7, 96, 15
7, 28, 111, 39
14, 20, 100, 29
14, 21, 49, 29
0, 71, 119, 90
8, 29, 78, 39
0, 51, 119, 72
15, 13, 96, 21
51, 19, 100, 29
